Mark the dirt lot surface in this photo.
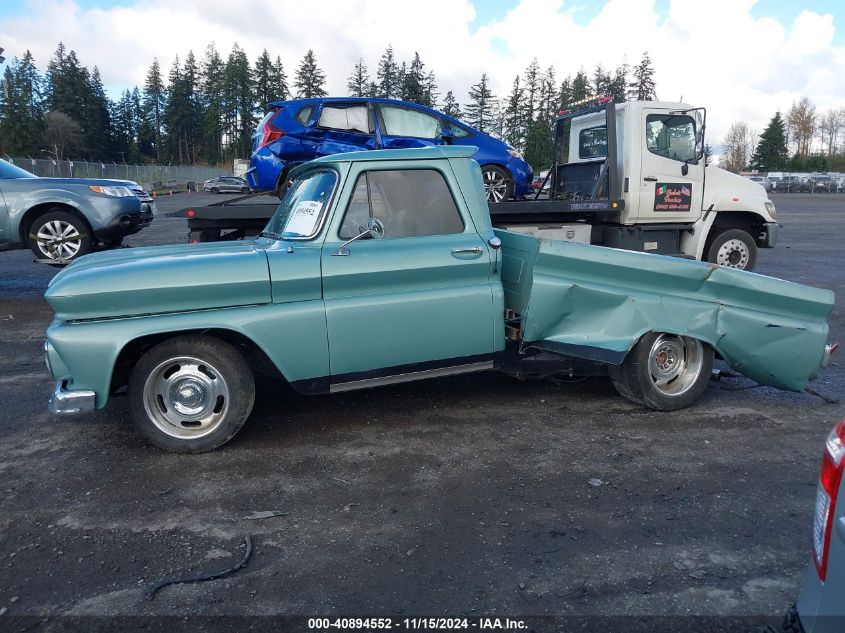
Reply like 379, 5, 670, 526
0, 192, 842, 630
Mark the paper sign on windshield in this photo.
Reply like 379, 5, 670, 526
284, 200, 323, 236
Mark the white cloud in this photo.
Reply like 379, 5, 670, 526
1, 0, 843, 144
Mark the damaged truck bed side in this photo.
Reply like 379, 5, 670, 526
44, 146, 836, 452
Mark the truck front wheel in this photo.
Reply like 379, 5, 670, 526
608, 333, 713, 411
127, 335, 255, 453
705, 229, 757, 270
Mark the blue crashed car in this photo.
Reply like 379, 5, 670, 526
247, 97, 533, 203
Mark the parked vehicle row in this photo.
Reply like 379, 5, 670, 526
247, 97, 533, 203
0, 158, 155, 263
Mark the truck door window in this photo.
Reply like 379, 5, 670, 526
318, 105, 371, 134
339, 170, 464, 239
578, 126, 608, 159
379, 105, 443, 139
646, 114, 696, 162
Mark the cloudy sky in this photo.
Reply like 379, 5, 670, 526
1, 0, 844, 141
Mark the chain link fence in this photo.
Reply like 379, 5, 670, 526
4, 156, 230, 191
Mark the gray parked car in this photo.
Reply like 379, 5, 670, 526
202, 176, 251, 194
749, 176, 773, 192
0, 158, 155, 263
784, 412, 845, 632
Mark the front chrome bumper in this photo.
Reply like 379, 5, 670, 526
48, 381, 96, 414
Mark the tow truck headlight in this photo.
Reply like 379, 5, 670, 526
89, 185, 133, 198
765, 201, 777, 219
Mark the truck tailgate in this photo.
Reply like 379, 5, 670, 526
496, 229, 834, 392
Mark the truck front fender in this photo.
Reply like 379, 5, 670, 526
46, 301, 330, 408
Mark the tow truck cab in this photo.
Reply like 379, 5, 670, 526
537, 99, 778, 269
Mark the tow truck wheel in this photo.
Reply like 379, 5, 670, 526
706, 229, 757, 271
481, 165, 514, 203
128, 335, 255, 453
610, 332, 713, 411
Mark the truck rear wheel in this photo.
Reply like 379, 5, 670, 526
609, 332, 713, 411
706, 229, 757, 271
127, 335, 255, 453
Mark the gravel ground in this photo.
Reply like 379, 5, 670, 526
0, 192, 842, 631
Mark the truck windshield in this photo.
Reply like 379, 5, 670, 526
263, 170, 337, 239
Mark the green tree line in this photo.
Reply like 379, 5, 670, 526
1, 42, 658, 170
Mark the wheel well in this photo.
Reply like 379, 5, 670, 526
480, 163, 513, 179
707, 211, 766, 244
19, 203, 92, 245
110, 329, 286, 394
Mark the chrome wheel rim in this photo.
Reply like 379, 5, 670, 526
142, 356, 230, 439
35, 220, 82, 260
716, 238, 750, 269
483, 170, 509, 203
647, 334, 704, 397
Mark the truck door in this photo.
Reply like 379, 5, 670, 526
320, 164, 496, 388
375, 103, 447, 149
307, 102, 377, 157
635, 110, 704, 223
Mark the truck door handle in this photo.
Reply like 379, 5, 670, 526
643, 176, 658, 182
451, 246, 483, 259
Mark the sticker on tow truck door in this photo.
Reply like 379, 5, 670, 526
654, 183, 692, 212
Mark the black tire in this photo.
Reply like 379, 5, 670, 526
211, 187, 220, 194
128, 335, 255, 453
27, 209, 92, 263
705, 228, 757, 271
481, 165, 514, 203
240, 187, 250, 194
610, 332, 713, 411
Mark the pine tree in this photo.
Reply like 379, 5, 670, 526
346, 57, 369, 97
441, 90, 461, 119
558, 77, 572, 109
628, 51, 657, 101
609, 63, 628, 103
376, 45, 399, 98
423, 71, 439, 109
750, 112, 789, 171
0, 50, 45, 155
502, 76, 525, 150
271, 56, 290, 101
222, 43, 254, 159
396, 62, 407, 100
465, 74, 495, 133
592, 63, 611, 97
142, 58, 166, 160
200, 43, 225, 164
402, 52, 427, 105
253, 49, 275, 110
522, 58, 541, 121
83, 67, 112, 158
130, 87, 147, 162
294, 49, 327, 99
571, 69, 590, 102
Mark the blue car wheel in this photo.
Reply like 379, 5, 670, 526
482, 165, 513, 203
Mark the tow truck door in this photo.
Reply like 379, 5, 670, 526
635, 108, 704, 223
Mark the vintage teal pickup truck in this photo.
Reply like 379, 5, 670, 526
44, 146, 836, 453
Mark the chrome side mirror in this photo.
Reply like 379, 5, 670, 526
332, 217, 385, 256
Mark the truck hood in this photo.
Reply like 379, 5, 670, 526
704, 166, 773, 217
45, 242, 271, 321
